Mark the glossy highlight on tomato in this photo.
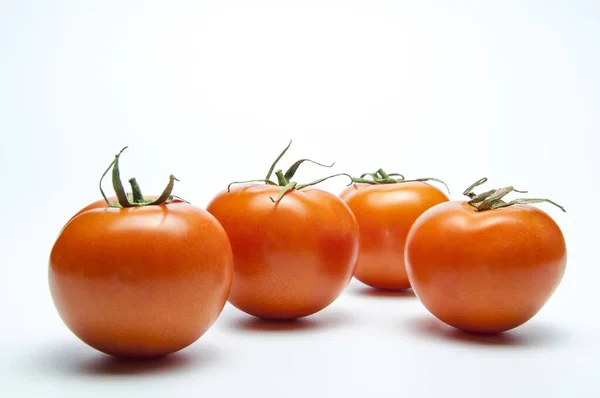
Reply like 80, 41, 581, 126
405, 178, 567, 334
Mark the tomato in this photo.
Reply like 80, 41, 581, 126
405, 178, 567, 334
49, 148, 233, 357
206, 142, 359, 320
339, 170, 449, 290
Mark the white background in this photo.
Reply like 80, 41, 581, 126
1, 1, 599, 397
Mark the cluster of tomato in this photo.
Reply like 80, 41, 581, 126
48, 142, 567, 358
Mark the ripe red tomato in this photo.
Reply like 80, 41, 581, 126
49, 148, 233, 357
206, 142, 359, 320
405, 178, 567, 334
340, 170, 449, 290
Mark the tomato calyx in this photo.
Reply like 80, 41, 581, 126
464, 177, 566, 212
99, 146, 188, 208
351, 168, 450, 194
226, 140, 353, 204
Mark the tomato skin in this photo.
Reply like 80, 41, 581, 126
49, 202, 233, 358
339, 183, 367, 200
340, 182, 449, 290
405, 201, 567, 334
206, 185, 359, 320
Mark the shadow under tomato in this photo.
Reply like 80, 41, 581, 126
353, 286, 416, 298
30, 341, 222, 378
406, 316, 567, 348
80, 352, 194, 376
229, 310, 352, 333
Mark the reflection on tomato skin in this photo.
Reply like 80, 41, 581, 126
207, 184, 359, 320
49, 201, 233, 358
406, 201, 567, 334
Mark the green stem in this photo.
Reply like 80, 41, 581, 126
463, 177, 488, 199
98, 146, 182, 207
295, 173, 353, 190
147, 175, 179, 206
353, 176, 379, 184
111, 147, 133, 208
275, 170, 288, 186
360, 171, 380, 179
464, 177, 566, 212
265, 140, 292, 181
99, 160, 117, 206
270, 181, 297, 203
269, 173, 354, 204
227, 140, 349, 205
350, 168, 450, 194
128, 178, 144, 203
502, 198, 566, 212
284, 159, 335, 182
388, 172, 405, 180
169, 195, 190, 203
377, 168, 390, 179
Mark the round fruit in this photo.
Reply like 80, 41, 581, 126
405, 178, 567, 333
207, 141, 359, 319
49, 148, 233, 357
340, 169, 449, 290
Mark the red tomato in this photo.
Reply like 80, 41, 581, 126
207, 184, 359, 320
206, 141, 359, 319
405, 179, 567, 333
340, 179, 448, 290
49, 148, 233, 357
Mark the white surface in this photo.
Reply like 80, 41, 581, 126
1, 1, 599, 397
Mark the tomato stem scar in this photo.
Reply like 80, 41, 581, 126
463, 177, 566, 212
